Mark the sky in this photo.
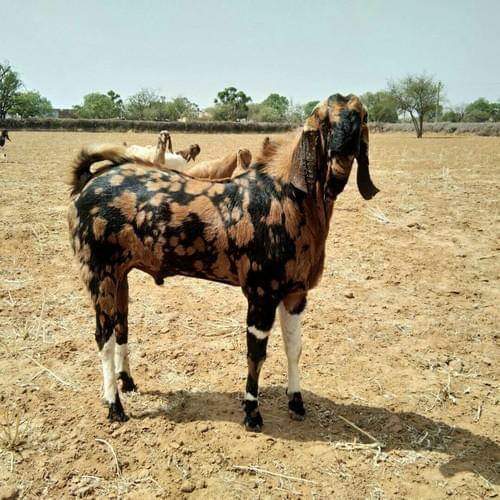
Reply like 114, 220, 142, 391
2, 0, 499, 108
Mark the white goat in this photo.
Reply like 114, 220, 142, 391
125, 131, 187, 170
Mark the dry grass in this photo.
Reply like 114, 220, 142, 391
0, 131, 498, 498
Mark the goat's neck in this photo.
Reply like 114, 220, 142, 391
301, 185, 337, 287
154, 141, 166, 164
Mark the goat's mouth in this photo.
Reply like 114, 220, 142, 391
323, 155, 355, 201
329, 155, 354, 179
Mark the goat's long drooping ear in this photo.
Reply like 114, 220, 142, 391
289, 129, 321, 194
356, 114, 379, 200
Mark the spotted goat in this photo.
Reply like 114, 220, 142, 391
68, 94, 379, 430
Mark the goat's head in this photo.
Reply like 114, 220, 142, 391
1, 130, 10, 141
237, 148, 252, 169
159, 130, 172, 153
290, 94, 378, 200
189, 144, 201, 160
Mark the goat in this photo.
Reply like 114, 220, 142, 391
230, 148, 254, 178
186, 148, 252, 179
176, 144, 201, 163
126, 130, 187, 169
0, 130, 11, 161
259, 136, 279, 160
67, 93, 379, 430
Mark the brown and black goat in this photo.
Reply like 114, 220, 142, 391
176, 143, 201, 163
67, 94, 379, 431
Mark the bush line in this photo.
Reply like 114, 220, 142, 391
1, 118, 499, 136
0, 118, 293, 133
369, 121, 500, 136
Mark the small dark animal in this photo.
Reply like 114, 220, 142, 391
67, 93, 379, 430
0, 130, 11, 160
176, 144, 201, 163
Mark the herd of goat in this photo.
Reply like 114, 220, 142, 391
13, 94, 381, 431
122, 129, 254, 180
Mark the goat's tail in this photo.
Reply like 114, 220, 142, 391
69, 144, 132, 196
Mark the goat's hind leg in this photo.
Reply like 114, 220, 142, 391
243, 300, 277, 432
94, 277, 128, 422
114, 277, 137, 392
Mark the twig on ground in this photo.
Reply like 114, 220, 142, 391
232, 465, 316, 484
23, 353, 77, 389
34, 295, 46, 341
336, 414, 384, 447
367, 206, 392, 225
473, 468, 494, 491
473, 401, 483, 422
0, 411, 21, 451
95, 438, 121, 476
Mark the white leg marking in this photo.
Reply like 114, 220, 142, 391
101, 333, 117, 403
115, 343, 130, 375
279, 303, 302, 395
248, 326, 270, 340
245, 392, 258, 401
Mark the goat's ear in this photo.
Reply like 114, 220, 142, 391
356, 118, 379, 200
290, 129, 321, 193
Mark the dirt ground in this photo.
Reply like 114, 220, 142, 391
0, 131, 498, 499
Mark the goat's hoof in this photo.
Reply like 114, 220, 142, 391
244, 411, 263, 432
288, 392, 306, 421
118, 372, 137, 392
107, 394, 129, 422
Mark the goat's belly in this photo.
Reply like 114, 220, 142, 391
156, 242, 240, 286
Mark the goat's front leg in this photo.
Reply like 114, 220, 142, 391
243, 301, 277, 432
279, 293, 307, 420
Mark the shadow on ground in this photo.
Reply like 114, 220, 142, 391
133, 386, 499, 484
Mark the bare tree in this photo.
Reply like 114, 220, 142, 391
388, 74, 442, 137
0, 62, 23, 120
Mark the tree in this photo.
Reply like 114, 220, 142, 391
388, 74, 442, 137
0, 62, 23, 119
360, 91, 398, 122
492, 101, 500, 122
261, 93, 289, 119
248, 103, 282, 122
442, 104, 466, 122
303, 100, 320, 117
427, 103, 444, 122
107, 90, 124, 116
213, 87, 252, 121
285, 101, 305, 125
11, 90, 53, 118
464, 98, 498, 122
74, 92, 123, 119
125, 91, 199, 121
125, 88, 164, 120
163, 96, 199, 121
107, 90, 123, 106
